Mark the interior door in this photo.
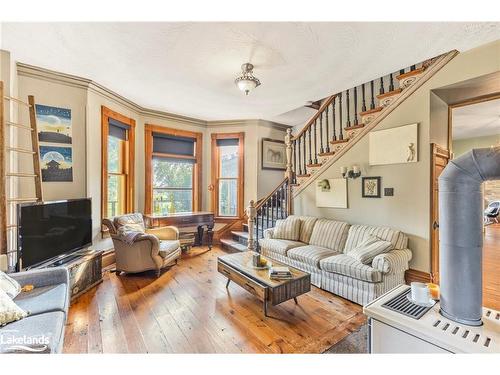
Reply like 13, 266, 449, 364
430, 143, 450, 284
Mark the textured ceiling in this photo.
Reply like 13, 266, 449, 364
452, 99, 500, 140
2, 22, 500, 125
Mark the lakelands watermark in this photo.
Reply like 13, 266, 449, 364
0, 330, 50, 353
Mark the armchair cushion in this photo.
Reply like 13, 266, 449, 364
113, 213, 145, 232
273, 216, 301, 241
159, 240, 181, 258
372, 248, 412, 274
0, 271, 21, 298
14, 284, 68, 317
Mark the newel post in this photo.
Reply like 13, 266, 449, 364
285, 128, 293, 180
246, 200, 257, 252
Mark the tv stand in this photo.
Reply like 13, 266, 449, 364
33, 250, 104, 301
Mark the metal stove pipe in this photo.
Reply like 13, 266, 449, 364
439, 146, 500, 326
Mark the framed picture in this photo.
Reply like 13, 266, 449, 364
39, 145, 73, 182
35, 104, 72, 144
261, 138, 286, 170
362, 177, 381, 198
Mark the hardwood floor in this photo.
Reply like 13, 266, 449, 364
484, 224, 500, 310
63, 246, 366, 353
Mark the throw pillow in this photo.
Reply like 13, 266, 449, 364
0, 271, 21, 298
273, 216, 301, 241
348, 235, 393, 264
0, 288, 28, 326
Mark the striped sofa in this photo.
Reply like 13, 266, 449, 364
259, 216, 412, 305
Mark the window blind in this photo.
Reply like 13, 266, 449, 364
153, 133, 195, 157
216, 138, 239, 147
108, 118, 130, 140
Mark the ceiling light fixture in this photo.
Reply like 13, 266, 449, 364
235, 63, 261, 95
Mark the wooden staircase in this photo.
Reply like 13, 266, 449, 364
221, 50, 459, 252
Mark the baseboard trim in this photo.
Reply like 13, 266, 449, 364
405, 269, 431, 284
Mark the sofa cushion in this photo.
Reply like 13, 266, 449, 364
0, 311, 65, 353
348, 235, 393, 264
320, 254, 382, 282
0, 288, 28, 326
297, 216, 318, 243
273, 216, 301, 241
159, 240, 180, 258
0, 271, 21, 298
344, 224, 408, 253
14, 284, 68, 317
287, 245, 338, 267
258, 238, 304, 255
309, 219, 350, 252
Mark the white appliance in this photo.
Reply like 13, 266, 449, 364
364, 285, 500, 353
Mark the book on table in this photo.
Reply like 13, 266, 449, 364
269, 266, 292, 280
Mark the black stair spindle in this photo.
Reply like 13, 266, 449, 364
308, 126, 313, 165
319, 112, 324, 154
331, 97, 337, 142
303, 133, 307, 174
379, 76, 385, 95
370, 80, 375, 109
353, 86, 359, 126
410, 65, 416, 71
265, 202, 269, 229
400, 69, 405, 75
313, 119, 318, 164
325, 105, 330, 152
389, 73, 395, 92
361, 83, 367, 112
339, 93, 344, 140
346, 90, 351, 128
297, 137, 302, 175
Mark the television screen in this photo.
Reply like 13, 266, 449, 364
18, 199, 92, 269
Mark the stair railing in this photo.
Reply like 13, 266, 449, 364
246, 176, 290, 252
290, 57, 436, 180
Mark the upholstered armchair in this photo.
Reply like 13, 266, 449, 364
102, 213, 181, 277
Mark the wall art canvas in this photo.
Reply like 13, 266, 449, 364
316, 178, 348, 208
36, 104, 72, 144
261, 138, 286, 170
362, 177, 381, 198
369, 123, 418, 165
40, 145, 73, 182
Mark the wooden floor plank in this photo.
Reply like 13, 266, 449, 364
64, 246, 365, 353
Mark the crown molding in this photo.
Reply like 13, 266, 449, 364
15, 62, 290, 131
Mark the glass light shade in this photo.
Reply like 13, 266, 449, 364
237, 79, 257, 93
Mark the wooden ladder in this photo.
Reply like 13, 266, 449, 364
0, 81, 43, 269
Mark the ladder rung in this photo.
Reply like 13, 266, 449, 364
6, 147, 37, 155
6, 249, 18, 254
7, 197, 39, 202
6, 224, 18, 229
3, 96, 31, 107
5, 121, 33, 131
5, 173, 38, 177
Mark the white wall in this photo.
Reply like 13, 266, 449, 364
294, 40, 500, 272
453, 134, 500, 158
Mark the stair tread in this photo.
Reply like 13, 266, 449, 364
220, 238, 247, 251
344, 124, 365, 131
296, 173, 311, 178
330, 138, 349, 145
318, 151, 335, 156
376, 88, 403, 99
306, 163, 322, 168
396, 67, 425, 80
231, 231, 249, 239
360, 107, 383, 116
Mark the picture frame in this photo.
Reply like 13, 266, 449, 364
362, 177, 381, 198
261, 138, 286, 170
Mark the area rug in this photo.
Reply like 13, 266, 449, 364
324, 323, 368, 353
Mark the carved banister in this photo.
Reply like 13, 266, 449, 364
285, 128, 293, 181
245, 200, 257, 252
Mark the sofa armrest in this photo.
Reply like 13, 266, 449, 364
263, 228, 274, 239
145, 226, 179, 241
10, 267, 69, 288
372, 249, 412, 274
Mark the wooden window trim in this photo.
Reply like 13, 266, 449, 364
101, 106, 136, 223
144, 124, 203, 214
211, 132, 245, 219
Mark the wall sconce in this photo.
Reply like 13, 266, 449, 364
341, 165, 361, 179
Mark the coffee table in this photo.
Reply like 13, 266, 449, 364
217, 252, 311, 317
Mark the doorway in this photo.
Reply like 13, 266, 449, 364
450, 97, 500, 310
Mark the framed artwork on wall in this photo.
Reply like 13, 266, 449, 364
39, 145, 73, 182
261, 138, 286, 170
362, 176, 381, 198
35, 104, 72, 144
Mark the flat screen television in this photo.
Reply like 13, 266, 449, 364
17, 198, 92, 269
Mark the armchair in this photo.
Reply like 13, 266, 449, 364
102, 213, 181, 277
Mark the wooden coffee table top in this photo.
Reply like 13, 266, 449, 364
217, 252, 309, 289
